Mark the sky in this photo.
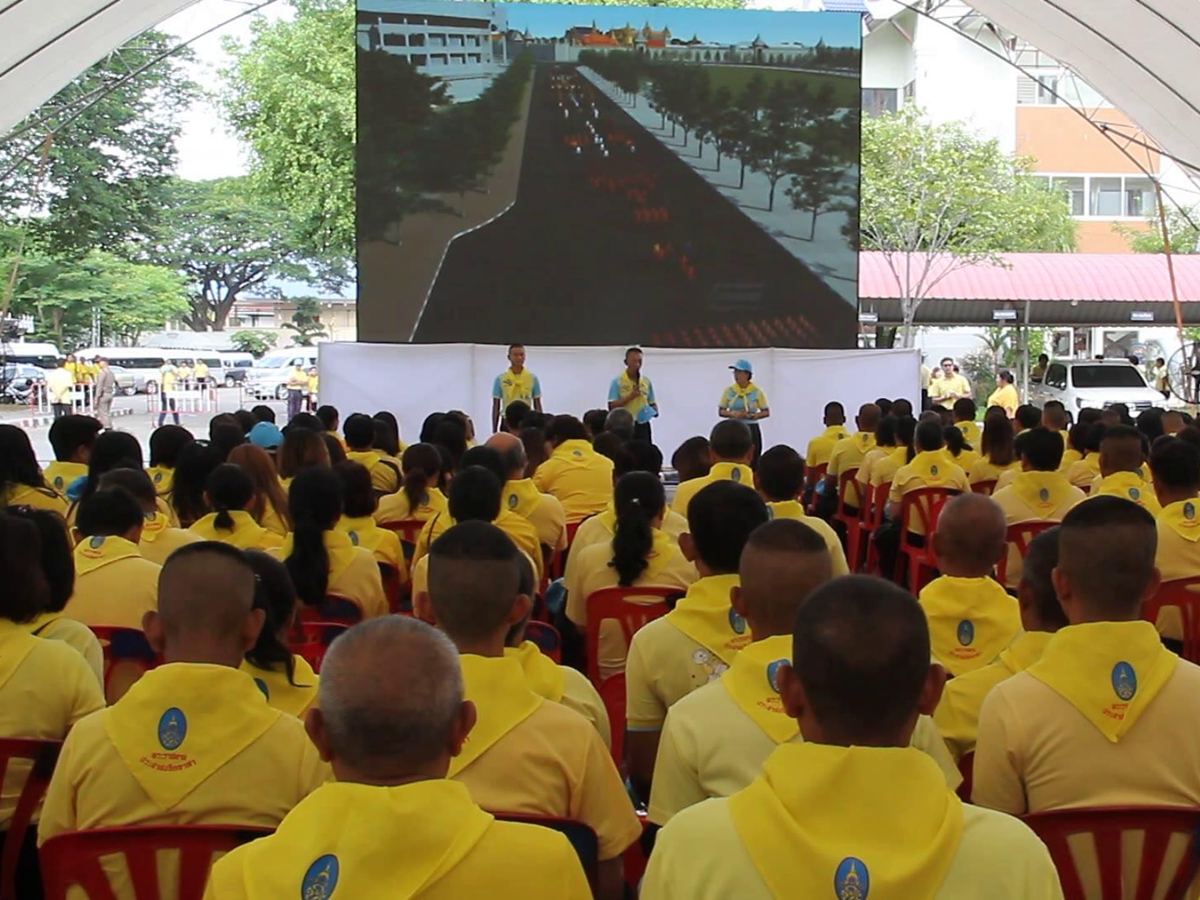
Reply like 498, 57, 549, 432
506, 4, 862, 48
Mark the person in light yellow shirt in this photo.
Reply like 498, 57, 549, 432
886, 420, 970, 530
419, 521, 642, 900
974, 497, 1200, 817
226, 444, 292, 537
533, 415, 614, 523
935, 527, 1064, 763
487, 432, 568, 554
755, 444, 849, 576
951, 398, 982, 447
919, 494, 1021, 677
643, 575, 1063, 900
1085, 424, 1161, 515
274, 467, 387, 620
190, 463, 285, 552
566, 472, 696, 677
64, 488, 161, 629
343, 413, 401, 495
626, 481, 770, 800
672, 420, 756, 517
97, 468, 201, 566
823, 403, 880, 513
929, 356, 973, 410
44, 415, 102, 496
986, 371, 1020, 418
855, 414, 900, 491
1150, 436, 1200, 586
0, 424, 69, 515
39, 543, 329, 894
968, 412, 1020, 487
803, 401, 850, 488
868, 414, 917, 489
205, 615, 590, 900
332, 460, 405, 577
942, 425, 981, 475
1057, 421, 1087, 474
1065, 422, 1106, 487
146, 423, 194, 496
375, 442, 448, 525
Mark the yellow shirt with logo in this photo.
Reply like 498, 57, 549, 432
503, 479, 567, 551
493, 367, 542, 406
375, 485, 449, 525
145, 466, 175, 496
64, 536, 160, 629
930, 372, 972, 408
271, 531, 388, 620
1156, 499, 1200, 583
986, 383, 1020, 417
956, 420, 983, 447
764, 501, 849, 576
345, 450, 401, 495
43, 461, 88, 497
0, 482, 68, 516
137, 514, 203, 566
0, 620, 105, 827
887, 451, 970, 535
336, 514, 404, 572
856, 446, 893, 489
190, 510, 285, 552
567, 505, 688, 565
505, 641, 611, 749
870, 446, 911, 488
804, 425, 850, 470
413, 510, 544, 583
671, 461, 755, 517
918, 576, 1022, 677
532, 440, 614, 523
240, 656, 319, 719
992, 472, 1085, 525
827, 433, 876, 508
1088, 471, 1162, 516
968, 457, 1021, 486
20, 612, 105, 687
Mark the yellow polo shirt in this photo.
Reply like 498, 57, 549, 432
827, 432, 876, 508
626, 574, 747, 731
137, 513, 202, 565
918, 576, 1022, 677
671, 462, 756, 517
934, 631, 1055, 762
450, 655, 642, 860
240, 656, 319, 719
22, 613, 105, 687
967, 458, 1021, 485
64, 536, 160, 629
146, 466, 175, 496
336, 514, 404, 572
1, 482, 68, 515
804, 425, 850, 470
413, 509, 544, 583
1088, 471, 1162, 516
0, 620, 105, 827
1065, 454, 1101, 488
43, 461, 88, 497
505, 641, 611, 749
274, 535, 388, 620
345, 450, 401, 495
987, 383, 1020, 418
204, 780, 590, 900
956, 420, 982, 447
375, 486, 448, 525
532, 440, 614, 523
189, 511, 285, 552
930, 373, 972, 409
869, 447, 909, 488
503, 479, 568, 551
1156, 500, 1200, 582
763, 501, 849, 576
855, 446, 892, 489
567, 505, 688, 563
888, 452, 970, 535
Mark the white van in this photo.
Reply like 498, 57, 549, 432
76, 347, 170, 393
1, 341, 61, 369
244, 348, 319, 400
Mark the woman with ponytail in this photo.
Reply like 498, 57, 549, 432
563, 471, 695, 676
375, 442, 448, 525
226, 444, 291, 536
240, 550, 318, 716
190, 464, 283, 550
274, 467, 386, 618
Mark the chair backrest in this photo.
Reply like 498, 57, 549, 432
550, 518, 591, 581
836, 468, 861, 517
89, 625, 162, 700
862, 481, 891, 531
524, 620, 563, 663
379, 518, 425, 560
0, 739, 62, 900
378, 561, 404, 614
1023, 806, 1200, 900
291, 620, 350, 672
598, 672, 627, 766
1143, 577, 1200, 665
996, 521, 1058, 586
40, 824, 272, 900
898, 487, 959, 539
971, 479, 998, 496
298, 596, 363, 627
493, 814, 599, 885
584, 587, 676, 685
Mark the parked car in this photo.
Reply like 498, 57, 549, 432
107, 365, 145, 396
1029, 358, 1164, 413
219, 352, 256, 387
244, 349, 319, 400
1, 363, 45, 403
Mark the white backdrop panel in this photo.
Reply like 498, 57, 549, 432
320, 343, 920, 457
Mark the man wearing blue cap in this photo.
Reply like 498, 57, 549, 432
719, 359, 770, 463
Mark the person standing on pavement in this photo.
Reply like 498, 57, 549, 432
93, 357, 117, 429
718, 359, 769, 463
158, 362, 180, 426
608, 347, 658, 443
286, 362, 307, 421
45, 359, 75, 419
194, 358, 210, 389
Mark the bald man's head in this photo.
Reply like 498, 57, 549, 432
311, 617, 472, 777
734, 520, 833, 636
145, 542, 262, 665
856, 404, 881, 432
931, 493, 1007, 577
485, 431, 527, 480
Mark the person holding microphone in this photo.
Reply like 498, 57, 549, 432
718, 359, 769, 462
608, 347, 658, 442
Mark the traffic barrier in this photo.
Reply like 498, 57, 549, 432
144, 382, 219, 417
30, 383, 96, 416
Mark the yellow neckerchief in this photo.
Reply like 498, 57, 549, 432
551, 438, 597, 466
1159, 499, 1200, 543
1059, 449, 1083, 471
1027, 621, 1179, 743
241, 656, 319, 718
190, 510, 273, 550
720, 635, 796, 744
104, 663, 283, 810
139, 511, 174, 544
237, 780, 492, 900
449, 655, 542, 777
903, 450, 960, 486
919, 576, 1022, 677
1096, 472, 1160, 512
728, 743, 964, 899
956, 420, 981, 445
74, 534, 142, 576
503, 366, 536, 399
504, 641, 565, 702
706, 461, 755, 488
665, 574, 748, 666
280, 529, 359, 584
995, 630, 1056, 676
43, 461, 88, 495
767, 500, 805, 520
889, 446, 909, 464
345, 450, 383, 473
1009, 470, 1076, 516
337, 515, 387, 553
726, 381, 764, 411
1078, 454, 1101, 475
146, 466, 175, 495
503, 478, 543, 518
850, 432, 876, 455
0, 620, 40, 692
617, 370, 651, 398
613, 528, 678, 582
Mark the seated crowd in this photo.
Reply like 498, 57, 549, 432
1, 393, 1200, 898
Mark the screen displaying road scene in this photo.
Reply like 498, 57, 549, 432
356, 0, 862, 347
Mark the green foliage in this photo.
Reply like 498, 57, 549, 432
283, 297, 328, 347
1116, 205, 1200, 254
0, 31, 197, 258
221, 0, 356, 259
230, 330, 276, 356
860, 108, 1077, 346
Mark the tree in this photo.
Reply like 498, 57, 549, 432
230, 330, 276, 356
1117, 204, 1200, 254
786, 145, 844, 240
142, 178, 332, 332
221, 0, 356, 259
0, 31, 197, 258
283, 297, 327, 346
861, 108, 1077, 346
747, 81, 819, 212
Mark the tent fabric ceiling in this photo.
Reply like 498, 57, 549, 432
0, 0, 198, 136
961, 0, 1200, 176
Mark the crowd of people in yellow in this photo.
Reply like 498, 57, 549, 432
2, 366, 1200, 899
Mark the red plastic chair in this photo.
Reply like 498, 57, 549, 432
0, 739, 61, 900
379, 518, 425, 564
803, 463, 827, 514
584, 587, 677, 686
833, 467, 861, 557
861, 482, 892, 575
524, 620, 563, 663
493, 814, 598, 886
290, 621, 349, 673
1022, 806, 1200, 900
40, 824, 272, 900
89, 626, 162, 701
599, 672, 627, 766
971, 479, 998, 496
1143, 577, 1200, 664
956, 751, 974, 803
895, 488, 960, 592
298, 596, 363, 627
996, 521, 1059, 587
